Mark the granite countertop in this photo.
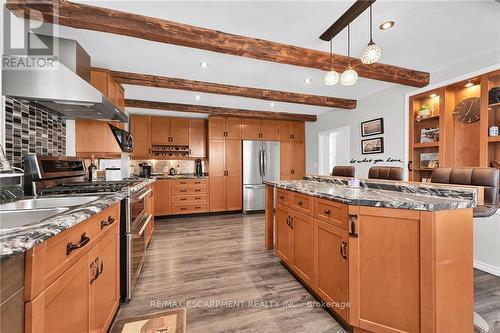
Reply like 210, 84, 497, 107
266, 179, 475, 212
153, 174, 208, 179
0, 178, 155, 262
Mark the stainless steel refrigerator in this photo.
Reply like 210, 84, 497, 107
243, 140, 280, 212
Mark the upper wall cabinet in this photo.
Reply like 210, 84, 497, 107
279, 121, 305, 142
151, 116, 189, 146
241, 118, 279, 141
208, 116, 241, 140
189, 118, 207, 158
90, 68, 125, 113
130, 115, 151, 160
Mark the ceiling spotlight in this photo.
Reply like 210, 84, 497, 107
200, 62, 209, 69
304, 78, 312, 84
195, 95, 201, 100
270, 102, 275, 107
430, 93, 438, 98
340, 25, 358, 86
465, 80, 474, 88
361, 5, 382, 64
379, 21, 395, 30
324, 39, 339, 86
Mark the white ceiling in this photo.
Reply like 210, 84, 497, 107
45, 1, 500, 116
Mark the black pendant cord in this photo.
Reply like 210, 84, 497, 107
329, 39, 333, 69
369, 5, 374, 44
347, 24, 351, 67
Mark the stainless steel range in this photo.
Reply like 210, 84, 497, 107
23, 154, 152, 302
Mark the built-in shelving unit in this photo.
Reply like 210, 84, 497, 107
408, 69, 500, 182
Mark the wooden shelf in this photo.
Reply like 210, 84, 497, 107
413, 142, 439, 148
488, 136, 500, 143
414, 115, 440, 122
413, 168, 436, 172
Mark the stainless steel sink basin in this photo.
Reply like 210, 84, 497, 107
0, 207, 70, 229
0, 196, 101, 210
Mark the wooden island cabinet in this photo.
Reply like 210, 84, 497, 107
266, 185, 474, 333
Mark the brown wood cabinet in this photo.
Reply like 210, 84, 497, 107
276, 204, 293, 265
189, 119, 207, 158
209, 139, 242, 212
279, 121, 305, 142
145, 185, 155, 246
208, 116, 242, 140
280, 141, 305, 180
151, 116, 189, 146
241, 118, 279, 140
154, 180, 171, 216
130, 115, 151, 159
290, 210, 314, 286
171, 179, 208, 214
75, 120, 122, 157
90, 68, 125, 112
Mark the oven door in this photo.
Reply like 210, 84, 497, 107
126, 213, 152, 300
128, 188, 151, 233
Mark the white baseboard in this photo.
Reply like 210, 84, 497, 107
474, 260, 500, 277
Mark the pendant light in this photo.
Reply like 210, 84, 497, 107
361, 5, 382, 64
324, 39, 339, 86
340, 24, 358, 86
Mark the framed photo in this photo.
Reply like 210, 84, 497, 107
361, 137, 384, 154
419, 153, 439, 169
420, 127, 439, 143
361, 118, 384, 137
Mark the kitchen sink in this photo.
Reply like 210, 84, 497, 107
0, 196, 101, 210
0, 207, 70, 229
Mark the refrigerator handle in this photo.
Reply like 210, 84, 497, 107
263, 148, 267, 177
259, 147, 264, 178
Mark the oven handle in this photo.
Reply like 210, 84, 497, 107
136, 188, 152, 201
132, 214, 152, 239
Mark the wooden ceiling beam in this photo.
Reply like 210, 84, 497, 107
320, 0, 376, 41
125, 99, 318, 122
7, 0, 430, 87
112, 71, 357, 109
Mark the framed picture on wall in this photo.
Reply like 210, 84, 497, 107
361, 118, 384, 137
361, 137, 384, 154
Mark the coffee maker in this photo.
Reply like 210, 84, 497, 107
195, 159, 203, 176
139, 163, 152, 178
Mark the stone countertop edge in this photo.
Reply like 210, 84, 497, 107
0, 178, 155, 262
265, 180, 475, 212
153, 175, 208, 180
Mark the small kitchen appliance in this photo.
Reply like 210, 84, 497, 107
139, 163, 152, 178
195, 159, 203, 176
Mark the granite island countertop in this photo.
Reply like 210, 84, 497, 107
266, 179, 475, 212
152, 174, 208, 180
0, 178, 155, 262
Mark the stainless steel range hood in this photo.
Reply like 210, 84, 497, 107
2, 35, 128, 123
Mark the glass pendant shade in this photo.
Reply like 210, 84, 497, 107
324, 69, 339, 86
361, 41, 382, 64
340, 66, 358, 86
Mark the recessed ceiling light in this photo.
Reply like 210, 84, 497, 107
270, 102, 275, 107
195, 95, 201, 100
304, 78, 312, 84
430, 93, 438, 98
465, 80, 474, 88
379, 21, 395, 30
200, 62, 209, 69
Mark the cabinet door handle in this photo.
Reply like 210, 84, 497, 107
180, 189, 187, 193
349, 214, 359, 238
96, 257, 104, 275
340, 242, 348, 259
286, 216, 290, 227
100, 216, 115, 229
195, 197, 201, 200
296, 200, 303, 206
66, 233, 90, 255
290, 216, 294, 229
279, 194, 284, 199
195, 189, 201, 192
323, 209, 331, 215
89, 260, 98, 284
180, 198, 187, 201
181, 207, 187, 211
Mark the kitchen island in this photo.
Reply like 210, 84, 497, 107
265, 178, 478, 333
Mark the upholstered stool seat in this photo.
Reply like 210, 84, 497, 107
331, 166, 355, 177
368, 166, 403, 181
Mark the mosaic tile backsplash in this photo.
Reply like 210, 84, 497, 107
3, 97, 66, 168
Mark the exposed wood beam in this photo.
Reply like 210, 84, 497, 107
125, 99, 318, 122
320, 0, 376, 41
112, 71, 356, 109
7, 0, 430, 87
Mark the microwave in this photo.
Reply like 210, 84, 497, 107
109, 124, 133, 152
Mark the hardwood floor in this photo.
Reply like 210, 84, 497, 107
114, 213, 500, 333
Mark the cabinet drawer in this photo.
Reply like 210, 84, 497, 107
171, 203, 208, 215
276, 189, 291, 206
314, 198, 348, 231
291, 193, 312, 215
25, 203, 120, 300
171, 179, 207, 187
171, 184, 207, 194
171, 194, 207, 204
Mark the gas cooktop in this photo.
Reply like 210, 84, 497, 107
40, 180, 142, 196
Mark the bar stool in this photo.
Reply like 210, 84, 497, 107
368, 166, 403, 181
331, 166, 355, 177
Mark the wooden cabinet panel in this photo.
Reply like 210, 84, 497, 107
154, 180, 171, 216
292, 142, 305, 179
275, 204, 293, 265
130, 115, 151, 159
225, 117, 242, 140
260, 120, 279, 141
291, 193, 312, 215
314, 219, 349, 322
90, 70, 109, 96
291, 121, 305, 142
225, 140, 242, 211
75, 120, 122, 155
189, 119, 206, 157
276, 189, 291, 206
226, 175, 242, 211
290, 210, 314, 286
88, 226, 119, 333
170, 118, 189, 145
209, 139, 226, 212
26, 254, 89, 333
279, 121, 292, 141
208, 116, 225, 140
280, 141, 293, 180
314, 198, 348, 231
241, 118, 261, 140
151, 116, 171, 145
209, 176, 226, 212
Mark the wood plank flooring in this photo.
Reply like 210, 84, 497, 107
114, 213, 500, 333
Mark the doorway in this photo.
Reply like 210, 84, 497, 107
318, 126, 350, 176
